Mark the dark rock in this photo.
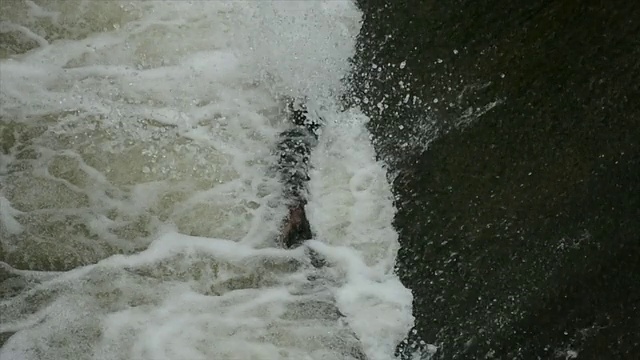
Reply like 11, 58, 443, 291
350, 0, 640, 358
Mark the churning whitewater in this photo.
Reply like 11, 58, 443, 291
0, 1, 414, 359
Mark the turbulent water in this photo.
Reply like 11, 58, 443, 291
0, 1, 415, 359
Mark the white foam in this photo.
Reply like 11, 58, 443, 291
0, 1, 414, 359
304, 108, 414, 359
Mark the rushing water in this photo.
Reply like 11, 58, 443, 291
0, 1, 416, 359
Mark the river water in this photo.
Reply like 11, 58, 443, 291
0, 1, 417, 359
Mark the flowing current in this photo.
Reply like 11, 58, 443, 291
0, 1, 414, 359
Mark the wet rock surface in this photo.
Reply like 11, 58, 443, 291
351, 0, 640, 358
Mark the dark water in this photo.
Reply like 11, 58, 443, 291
349, 0, 640, 358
